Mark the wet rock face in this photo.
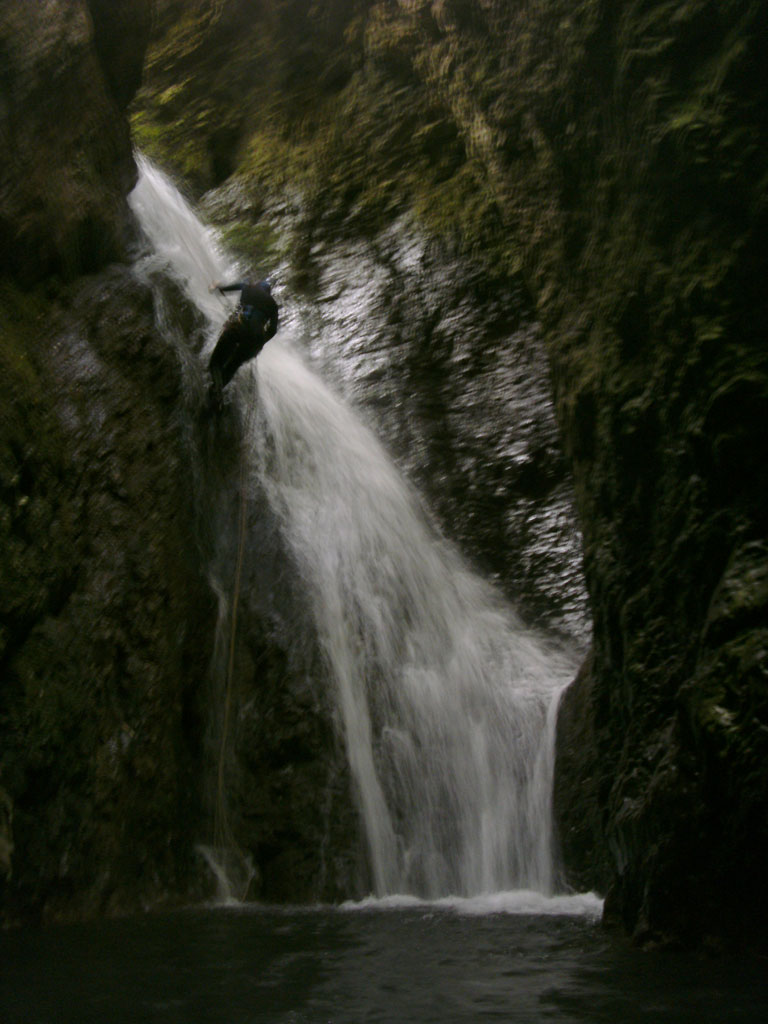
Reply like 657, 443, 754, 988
0, 267, 215, 923
0, 0, 150, 280
286, 225, 590, 642
0, 254, 363, 918
186, 395, 370, 904
226, 558, 366, 903
201, 184, 590, 644
517, 3, 768, 945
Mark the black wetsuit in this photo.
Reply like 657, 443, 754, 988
208, 280, 279, 407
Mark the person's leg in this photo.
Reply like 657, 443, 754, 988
233, 315, 267, 372
210, 320, 241, 375
237, 328, 265, 368
208, 320, 241, 409
208, 362, 224, 411
220, 319, 266, 393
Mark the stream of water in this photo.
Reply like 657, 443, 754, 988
129, 155, 579, 900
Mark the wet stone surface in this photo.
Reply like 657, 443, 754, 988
275, 217, 591, 645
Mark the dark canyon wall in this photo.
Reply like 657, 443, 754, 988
0, 0, 208, 922
0, 0, 361, 923
133, 0, 768, 946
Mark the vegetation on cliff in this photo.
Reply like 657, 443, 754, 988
131, 1, 512, 277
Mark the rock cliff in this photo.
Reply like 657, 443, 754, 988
0, 0, 208, 921
0, 0, 148, 280
133, 0, 768, 946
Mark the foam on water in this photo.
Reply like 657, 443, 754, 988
339, 891, 604, 918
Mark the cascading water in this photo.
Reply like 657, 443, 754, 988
129, 155, 579, 899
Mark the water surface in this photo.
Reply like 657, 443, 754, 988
2, 901, 766, 1023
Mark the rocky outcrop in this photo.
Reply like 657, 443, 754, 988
0, 267, 216, 923
0, 0, 210, 923
482, 1, 767, 946
133, 0, 768, 946
87, 0, 152, 110
0, 0, 150, 280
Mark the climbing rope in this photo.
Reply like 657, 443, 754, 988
156, 199, 258, 891
216, 419, 249, 815
213, 372, 257, 895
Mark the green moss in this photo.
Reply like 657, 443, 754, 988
130, 4, 521, 278
131, 105, 214, 191
220, 221, 282, 272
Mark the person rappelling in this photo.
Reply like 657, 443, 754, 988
207, 276, 279, 411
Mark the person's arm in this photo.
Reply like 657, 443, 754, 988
208, 280, 244, 294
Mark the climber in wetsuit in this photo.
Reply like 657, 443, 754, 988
207, 278, 279, 411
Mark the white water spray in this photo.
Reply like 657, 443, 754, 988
129, 156, 577, 898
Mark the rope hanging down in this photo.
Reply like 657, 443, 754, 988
214, 373, 257, 895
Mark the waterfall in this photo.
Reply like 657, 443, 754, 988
129, 155, 578, 898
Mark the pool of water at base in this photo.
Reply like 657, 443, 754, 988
1, 902, 766, 1023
